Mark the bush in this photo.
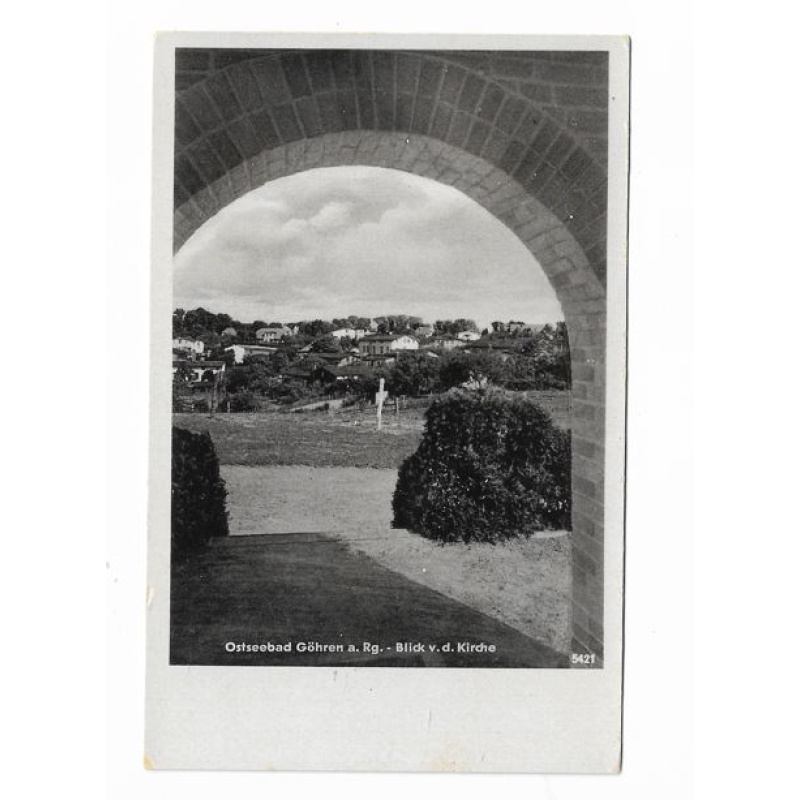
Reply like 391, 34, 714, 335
392, 390, 571, 543
171, 427, 229, 559
228, 389, 261, 412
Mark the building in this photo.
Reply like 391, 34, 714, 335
358, 333, 419, 357
431, 334, 465, 352
456, 330, 481, 342
330, 327, 368, 340
224, 344, 278, 364
172, 337, 204, 355
172, 360, 226, 383
413, 324, 434, 338
255, 325, 292, 343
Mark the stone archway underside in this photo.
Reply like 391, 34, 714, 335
174, 52, 608, 662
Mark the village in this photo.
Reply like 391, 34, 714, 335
172, 310, 570, 413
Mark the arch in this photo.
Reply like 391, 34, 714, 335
173, 50, 608, 662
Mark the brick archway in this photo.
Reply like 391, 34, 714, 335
173, 49, 608, 662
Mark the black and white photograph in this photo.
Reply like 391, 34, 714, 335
146, 32, 628, 771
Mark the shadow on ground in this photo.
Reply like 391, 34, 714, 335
170, 533, 568, 668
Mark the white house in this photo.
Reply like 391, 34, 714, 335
330, 327, 368, 340
225, 344, 278, 364
172, 337, 204, 355
256, 325, 292, 343
358, 334, 419, 357
456, 330, 481, 342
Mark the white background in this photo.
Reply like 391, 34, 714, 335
1, 1, 797, 797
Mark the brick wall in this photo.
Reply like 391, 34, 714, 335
172, 49, 609, 665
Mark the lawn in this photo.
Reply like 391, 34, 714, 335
171, 389, 570, 469
172, 407, 425, 468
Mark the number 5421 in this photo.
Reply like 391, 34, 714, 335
571, 653, 597, 665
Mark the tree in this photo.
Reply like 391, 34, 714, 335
386, 352, 441, 396
438, 350, 506, 390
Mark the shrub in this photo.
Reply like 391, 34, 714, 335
171, 427, 229, 559
228, 389, 261, 412
392, 390, 571, 543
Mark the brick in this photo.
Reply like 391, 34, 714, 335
480, 129, 511, 166
495, 97, 525, 134
249, 109, 280, 149
175, 153, 205, 197
207, 128, 242, 169
227, 116, 263, 160
372, 51, 395, 95
352, 52, 374, 88
330, 51, 355, 90
374, 88, 395, 130
439, 64, 466, 105
572, 510, 597, 539
228, 63, 264, 113
181, 84, 223, 130
476, 84, 504, 123
565, 109, 609, 135
176, 73, 205, 91
491, 56, 533, 79
174, 99, 201, 146
336, 90, 358, 130
305, 51, 334, 92
395, 54, 419, 95
228, 161, 250, 196
464, 119, 490, 155
249, 57, 292, 106
313, 92, 342, 134
395, 94, 414, 131
417, 58, 444, 97
280, 54, 312, 98
553, 84, 608, 108
544, 132, 576, 169
515, 109, 546, 141
519, 82, 553, 104
497, 140, 525, 174
561, 147, 595, 184
355, 87, 377, 129
271, 104, 303, 143
295, 97, 323, 138
213, 50, 261, 69
204, 72, 243, 120
184, 138, 227, 184
457, 74, 486, 114
176, 49, 211, 72
532, 61, 601, 84
411, 96, 434, 135
430, 104, 453, 140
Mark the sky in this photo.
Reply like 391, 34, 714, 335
174, 166, 564, 332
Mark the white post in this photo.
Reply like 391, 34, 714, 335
375, 377, 387, 431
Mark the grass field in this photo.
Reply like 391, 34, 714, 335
173, 408, 425, 468
173, 389, 570, 469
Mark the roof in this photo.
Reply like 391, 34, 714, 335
173, 360, 225, 368
360, 333, 417, 342
326, 363, 375, 377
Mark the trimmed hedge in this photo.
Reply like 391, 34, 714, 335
171, 427, 229, 558
392, 390, 571, 543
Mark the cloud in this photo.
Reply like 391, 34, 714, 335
174, 166, 564, 329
